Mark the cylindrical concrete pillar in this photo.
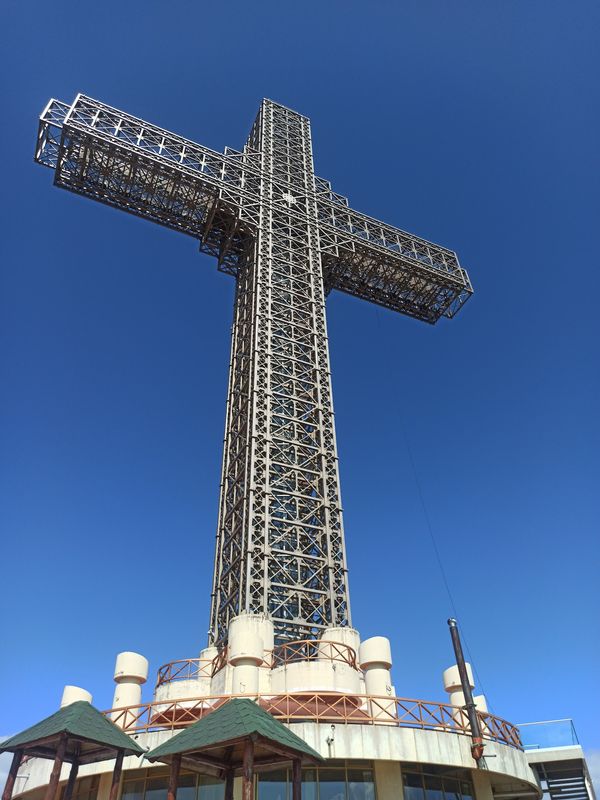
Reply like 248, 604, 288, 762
444, 666, 486, 729
60, 686, 92, 707
232, 662, 260, 695
359, 636, 395, 721
228, 614, 273, 697
321, 627, 361, 653
112, 651, 148, 727
442, 663, 474, 693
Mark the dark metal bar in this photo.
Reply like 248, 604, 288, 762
448, 618, 484, 762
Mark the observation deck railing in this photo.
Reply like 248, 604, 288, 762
156, 640, 358, 687
271, 640, 358, 668
105, 692, 522, 750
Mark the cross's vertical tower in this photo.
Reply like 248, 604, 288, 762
34, 93, 472, 650
212, 102, 348, 646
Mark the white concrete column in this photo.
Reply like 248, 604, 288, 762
359, 636, 395, 721
375, 761, 403, 800
449, 691, 488, 713
112, 651, 148, 727
319, 626, 361, 657
60, 686, 92, 707
472, 771, 494, 800
443, 663, 475, 695
228, 613, 273, 695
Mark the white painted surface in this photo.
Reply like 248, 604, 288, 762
373, 761, 404, 800
60, 686, 92, 707
114, 652, 148, 684
443, 664, 474, 693
14, 723, 538, 800
228, 614, 273, 665
359, 637, 392, 670
322, 627, 361, 655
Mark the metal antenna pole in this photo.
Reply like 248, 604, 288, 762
447, 618, 485, 762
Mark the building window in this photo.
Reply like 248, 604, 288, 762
119, 764, 374, 800
402, 771, 474, 800
257, 763, 375, 800
60, 776, 100, 800
260, 770, 288, 800
121, 769, 224, 800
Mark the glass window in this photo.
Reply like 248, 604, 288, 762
442, 778, 460, 800
259, 770, 288, 800
62, 775, 100, 800
347, 770, 375, 800
122, 779, 145, 800
199, 776, 224, 800
403, 774, 424, 800
318, 769, 347, 800
302, 769, 318, 800
145, 775, 168, 800
423, 777, 443, 800
404, 771, 473, 800
178, 774, 198, 800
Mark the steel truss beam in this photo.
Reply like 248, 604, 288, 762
35, 94, 473, 646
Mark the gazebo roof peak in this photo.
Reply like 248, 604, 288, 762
0, 700, 145, 764
145, 698, 323, 767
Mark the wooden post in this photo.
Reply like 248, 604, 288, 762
224, 769, 234, 800
292, 759, 302, 800
62, 756, 80, 800
1, 750, 23, 800
242, 738, 255, 800
109, 750, 124, 800
43, 735, 68, 800
167, 754, 182, 800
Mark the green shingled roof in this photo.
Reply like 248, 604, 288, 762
145, 699, 322, 764
0, 701, 145, 764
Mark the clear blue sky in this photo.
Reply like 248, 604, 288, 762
1, 0, 598, 765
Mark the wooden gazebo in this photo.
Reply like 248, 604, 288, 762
144, 699, 323, 800
0, 701, 145, 800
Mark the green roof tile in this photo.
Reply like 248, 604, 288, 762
145, 699, 322, 763
0, 701, 145, 761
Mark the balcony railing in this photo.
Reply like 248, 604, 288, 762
271, 640, 358, 669
517, 719, 579, 750
105, 692, 522, 750
156, 641, 357, 688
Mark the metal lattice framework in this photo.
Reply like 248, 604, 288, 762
35, 94, 473, 647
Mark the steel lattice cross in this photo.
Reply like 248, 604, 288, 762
35, 95, 473, 646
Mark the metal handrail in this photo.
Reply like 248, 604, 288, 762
156, 659, 214, 688
271, 640, 358, 669
105, 692, 522, 750
156, 640, 358, 688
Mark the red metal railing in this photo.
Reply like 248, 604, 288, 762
156, 659, 214, 687
271, 640, 358, 669
156, 641, 357, 688
106, 692, 522, 750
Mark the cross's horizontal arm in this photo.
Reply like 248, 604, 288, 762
34, 95, 260, 272
315, 177, 472, 324
35, 94, 473, 325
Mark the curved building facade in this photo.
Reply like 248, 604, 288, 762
12, 615, 540, 800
